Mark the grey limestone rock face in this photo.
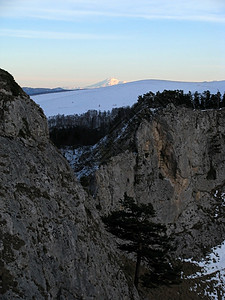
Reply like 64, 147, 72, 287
0, 69, 48, 141
0, 69, 139, 300
92, 104, 225, 257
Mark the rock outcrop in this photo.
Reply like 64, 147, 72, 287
75, 102, 225, 258
0, 69, 139, 299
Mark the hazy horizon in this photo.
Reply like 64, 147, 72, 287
21, 77, 225, 89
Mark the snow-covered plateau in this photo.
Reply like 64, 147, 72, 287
32, 79, 225, 117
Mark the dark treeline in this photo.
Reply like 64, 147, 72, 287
137, 90, 225, 110
49, 109, 113, 130
49, 90, 225, 148
49, 107, 132, 147
50, 126, 106, 147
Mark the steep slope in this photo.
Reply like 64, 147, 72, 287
32, 79, 225, 117
63, 97, 225, 298
67, 96, 225, 259
97, 107, 225, 256
0, 69, 139, 300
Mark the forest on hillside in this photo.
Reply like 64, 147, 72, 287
49, 90, 225, 148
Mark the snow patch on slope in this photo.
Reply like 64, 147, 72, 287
185, 240, 225, 299
61, 145, 100, 179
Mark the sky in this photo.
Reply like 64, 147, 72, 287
0, 0, 225, 88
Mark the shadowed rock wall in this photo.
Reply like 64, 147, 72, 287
0, 69, 139, 299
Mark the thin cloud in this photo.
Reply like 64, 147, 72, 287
0, 29, 124, 40
141, 13, 225, 23
1, 0, 225, 23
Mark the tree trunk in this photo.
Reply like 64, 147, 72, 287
134, 243, 142, 289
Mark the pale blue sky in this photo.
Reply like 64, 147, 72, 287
0, 0, 225, 87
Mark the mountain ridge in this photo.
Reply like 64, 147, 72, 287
32, 78, 225, 117
22, 87, 75, 96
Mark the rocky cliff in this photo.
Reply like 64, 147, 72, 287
0, 69, 139, 299
72, 100, 225, 259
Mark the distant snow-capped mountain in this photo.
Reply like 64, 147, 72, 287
85, 78, 126, 89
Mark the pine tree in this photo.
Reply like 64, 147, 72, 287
216, 91, 221, 109
102, 194, 180, 289
193, 91, 200, 109
222, 92, 225, 108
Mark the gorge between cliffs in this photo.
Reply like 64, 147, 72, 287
1, 68, 225, 299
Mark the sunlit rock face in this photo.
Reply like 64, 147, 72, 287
0, 69, 139, 300
88, 103, 225, 257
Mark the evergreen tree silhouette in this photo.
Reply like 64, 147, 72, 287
102, 194, 181, 289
